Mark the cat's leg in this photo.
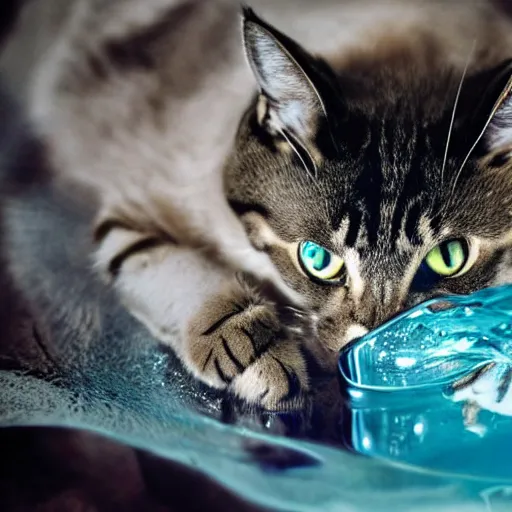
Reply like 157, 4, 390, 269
29, 0, 301, 311
31, 0, 311, 409
95, 223, 310, 410
187, 280, 311, 410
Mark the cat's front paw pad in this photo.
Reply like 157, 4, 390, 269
230, 340, 309, 411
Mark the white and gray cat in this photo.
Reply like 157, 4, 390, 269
18, 0, 512, 411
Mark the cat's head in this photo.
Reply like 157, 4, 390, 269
225, 8, 512, 362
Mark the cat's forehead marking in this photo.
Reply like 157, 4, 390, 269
327, 115, 441, 253
333, 205, 434, 256
395, 220, 414, 253
440, 226, 452, 238
382, 280, 394, 306
331, 216, 350, 248
418, 215, 434, 240
344, 248, 365, 301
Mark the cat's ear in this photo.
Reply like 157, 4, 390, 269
242, 7, 325, 144
482, 64, 512, 155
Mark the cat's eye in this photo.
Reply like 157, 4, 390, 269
424, 239, 470, 277
412, 238, 476, 292
298, 241, 345, 284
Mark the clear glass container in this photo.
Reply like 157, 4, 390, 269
339, 285, 512, 482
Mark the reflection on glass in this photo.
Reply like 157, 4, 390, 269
339, 285, 512, 481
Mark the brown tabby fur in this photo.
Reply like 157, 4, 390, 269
12, 0, 512, 410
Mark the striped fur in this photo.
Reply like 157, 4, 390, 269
23, 0, 512, 411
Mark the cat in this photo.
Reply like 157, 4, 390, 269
21, 0, 512, 411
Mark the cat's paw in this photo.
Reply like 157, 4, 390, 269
186, 289, 312, 410
230, 338, 309, 411
188, 300, 279, 387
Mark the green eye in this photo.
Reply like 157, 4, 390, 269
424, 239, 470, 277
298, 241, 345, 283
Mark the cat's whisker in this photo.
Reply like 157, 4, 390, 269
440, 40, 475, 187
451, 67, 512, 200
450, 128, 485, 200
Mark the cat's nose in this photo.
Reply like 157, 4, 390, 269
344, 323, 369, 344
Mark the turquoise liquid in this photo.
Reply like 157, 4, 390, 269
339, 285, 512, 481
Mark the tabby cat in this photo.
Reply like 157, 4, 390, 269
26, 0, 512, 410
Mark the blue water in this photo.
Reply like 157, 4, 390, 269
340, 285, 512, 485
